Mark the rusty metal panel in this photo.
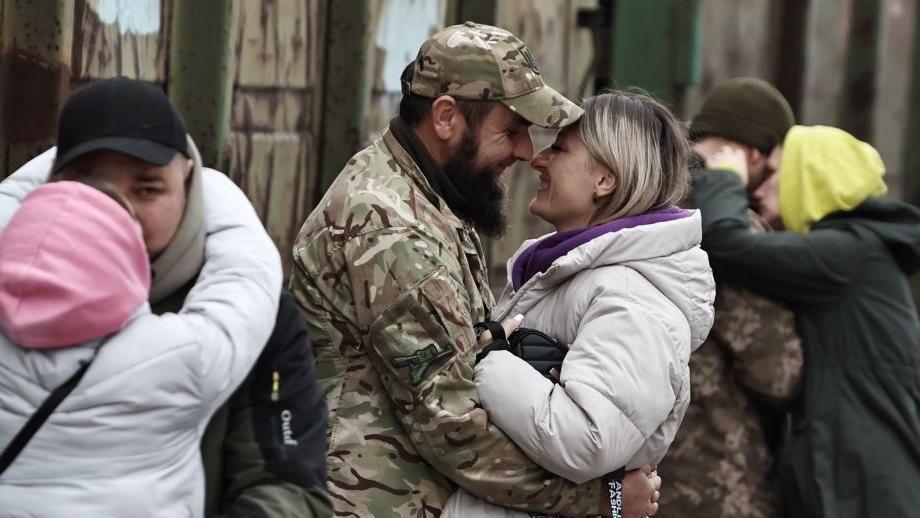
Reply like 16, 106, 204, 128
73, 0, 171, 81
0, 0, 74, 174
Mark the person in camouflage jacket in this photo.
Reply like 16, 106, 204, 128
291, 22, 658, 518
658, 78, 804, 518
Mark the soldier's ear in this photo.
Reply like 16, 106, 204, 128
430, 95, 461, 142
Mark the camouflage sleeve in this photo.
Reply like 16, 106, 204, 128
337, 226, 606, 516
712, 284, 804, 408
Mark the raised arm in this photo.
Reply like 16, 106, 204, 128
176, 168, 282, 410
0, 148, 56, 231
693, 169, 865, 304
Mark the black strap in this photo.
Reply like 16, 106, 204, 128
603, 467, 628, 518
474, 321, 509, 364
0, 355, 96, 476
474, 320, 507, 342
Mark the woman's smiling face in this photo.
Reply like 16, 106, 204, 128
528, 127, 613, 232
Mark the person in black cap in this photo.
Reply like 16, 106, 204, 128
0, 77, 332, 518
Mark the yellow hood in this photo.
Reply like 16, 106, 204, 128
780, 125, 887, 233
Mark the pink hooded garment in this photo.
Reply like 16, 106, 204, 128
0, 181, 150, 348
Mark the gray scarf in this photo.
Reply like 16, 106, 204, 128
149, 136, 206, 313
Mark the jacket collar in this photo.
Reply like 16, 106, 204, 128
382, 128, 465, 231
505, 211, 705, 290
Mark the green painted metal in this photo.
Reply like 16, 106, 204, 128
167, 0, 234, 169
0, 0, 74, 174
670, 0, 701, 89
610, 0, 701, 110
317, 0, 372, 195
838, 0, 882, 141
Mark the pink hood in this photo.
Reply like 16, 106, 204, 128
0, 181, 150, 348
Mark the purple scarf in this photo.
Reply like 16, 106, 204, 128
511, 206, 693, 290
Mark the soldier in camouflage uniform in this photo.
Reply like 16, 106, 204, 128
658, 78, 804, 518
291, 23, 656, 517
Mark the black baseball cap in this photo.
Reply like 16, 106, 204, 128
52, 77, 189, 173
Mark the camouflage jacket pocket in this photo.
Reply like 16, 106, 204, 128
368, 266, 475, 391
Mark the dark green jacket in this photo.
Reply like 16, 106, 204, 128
157, 287, 331, 518
693, 169, 920, 518
202, 292, 331, 517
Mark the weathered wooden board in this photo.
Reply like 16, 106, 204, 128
800, 0, 854, 125
681, 0, 775, 117
226, 130, 314, 267
365, 0, 447, 142
228, 0, 325, 272
234, 0, 322, 88
873, 0, 915, 198
232, 87, 314, 134
75, 0, 171, 81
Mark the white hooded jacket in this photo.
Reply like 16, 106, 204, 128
445, 211, 714, 517
0, 145, 282, 517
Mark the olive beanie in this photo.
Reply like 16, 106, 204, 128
691, 77, 795, 153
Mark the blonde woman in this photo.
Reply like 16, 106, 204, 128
444, 91, 715, 518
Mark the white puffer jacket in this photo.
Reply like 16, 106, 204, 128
445, 211, 714, 517
0, 150, 282, 517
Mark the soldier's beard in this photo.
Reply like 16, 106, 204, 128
442, 128, 508, 237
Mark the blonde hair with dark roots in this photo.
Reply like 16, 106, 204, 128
578, 90, 690, 225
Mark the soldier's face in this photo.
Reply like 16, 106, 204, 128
469, 104, 535, 175
752, 170, 783, 229
440, 105, 532, 237
57, 151, 193, 257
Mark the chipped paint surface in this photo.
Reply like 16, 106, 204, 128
90, 0, 160, 35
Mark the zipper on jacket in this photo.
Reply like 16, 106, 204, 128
494, 263, 561, 322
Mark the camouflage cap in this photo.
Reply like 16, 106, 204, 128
406, 21, 583, 129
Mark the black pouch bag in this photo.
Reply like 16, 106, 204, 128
474, 321, 568, 380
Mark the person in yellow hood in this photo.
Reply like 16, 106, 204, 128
752, 124, 888, 233
693, 124, 920, 518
